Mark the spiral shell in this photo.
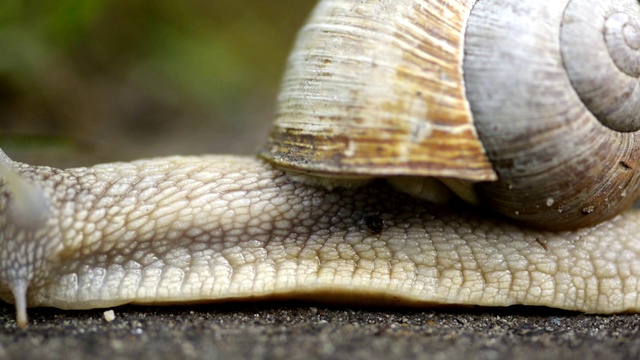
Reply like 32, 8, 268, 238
262, 0, 640, 230
466, 0, 640, 229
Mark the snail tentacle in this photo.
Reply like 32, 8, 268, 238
0, 150, 55, 327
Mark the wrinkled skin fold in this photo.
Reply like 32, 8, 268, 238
1, 151, 640, 327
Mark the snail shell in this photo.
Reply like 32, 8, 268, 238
262, 0, 640, 230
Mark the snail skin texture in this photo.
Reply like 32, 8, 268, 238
4, 0, 640, 328
5, 151, 640, 329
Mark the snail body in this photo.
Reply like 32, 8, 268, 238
3, 0, 640, 327
3, 151, 640, 329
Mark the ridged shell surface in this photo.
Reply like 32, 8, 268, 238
465, 0, 640, 229
263, 0, 496, 181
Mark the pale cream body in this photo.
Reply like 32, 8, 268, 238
2, 151, 640, 327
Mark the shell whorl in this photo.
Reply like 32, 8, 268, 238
465, 0, 640, 229
562, 0, 640, 132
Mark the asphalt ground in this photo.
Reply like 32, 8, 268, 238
1, 301, 639, 360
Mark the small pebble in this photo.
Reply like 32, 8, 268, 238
103, 310, 116, 322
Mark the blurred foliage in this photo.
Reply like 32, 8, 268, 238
0, 0, 316, 166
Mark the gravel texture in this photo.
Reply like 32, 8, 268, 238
1, 302, 639, 360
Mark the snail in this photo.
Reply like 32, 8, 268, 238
2, 0, 640, 328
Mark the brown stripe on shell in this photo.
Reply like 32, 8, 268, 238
262, 0, 496, 181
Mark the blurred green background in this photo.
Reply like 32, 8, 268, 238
0, 0, 316, 167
